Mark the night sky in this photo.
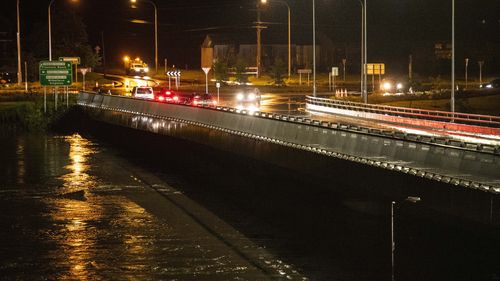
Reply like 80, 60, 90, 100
2, 0, 499, 73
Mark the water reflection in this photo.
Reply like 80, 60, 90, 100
16, 140, 26, 185
59, 134, 96, 192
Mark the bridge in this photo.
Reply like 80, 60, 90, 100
76, 91, 500, 225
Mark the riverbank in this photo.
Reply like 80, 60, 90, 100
0, 92, 76, 132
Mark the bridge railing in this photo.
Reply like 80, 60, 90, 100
306, 96, 500, 129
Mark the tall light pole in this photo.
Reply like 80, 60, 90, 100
48, 0, 78, 61
464, 58, 469, 89
131, 0, 158, 75
355, 0, 364, 95
312, 0, 316, 96
261, 0, 291, 78
451, 0, 455, 112
48, 0, 55, 61
16, 0, 22, 85
478, 60, 484, 85
256, 1, 265, 78
363, 0, 367, 103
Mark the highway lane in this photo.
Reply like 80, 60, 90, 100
92, 73, 499, 146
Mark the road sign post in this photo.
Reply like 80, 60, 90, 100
166, 70, 181, 90
216, 82, 220, 104
40, 61, 73, 86
59, 57, 80, 83
40, 61, 72, 112
80, 68, 90, 91
331, 67, 339, 92
202, 67, 211, 94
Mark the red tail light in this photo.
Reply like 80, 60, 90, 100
212, 100, 217, 105
166, 91, 171, 95
173, 96, 179, 101
193, 100, 198, 105
158, 96, 165, 101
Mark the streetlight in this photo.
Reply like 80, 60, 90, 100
260, 0, 291, 78
478, 61, 484, 86
353, 0, 364, 96
391, 196, 421, 281
451, 0, 455, 112
130, 0, 158, 75
363, 0, 367, 103
16, 0, 22, 85
465, 58, 469, 89
312, 0, 316, 96
48, 0, 78, 61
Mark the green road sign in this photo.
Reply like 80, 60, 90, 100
39, 61, 73, 86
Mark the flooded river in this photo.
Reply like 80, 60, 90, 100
0, 129, 499, 280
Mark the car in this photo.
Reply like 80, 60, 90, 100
189, 93, 217, 107
127, 62, 149, 76
379, 79, 407, 96
235, 88, 261, 110
131, 86, 154, 99
92, 87, 112, 95
153, 87, 180, 103
480, 79, 500, 89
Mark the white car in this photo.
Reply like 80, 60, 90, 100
235, 88, 261, 110
132, 86, 154, 99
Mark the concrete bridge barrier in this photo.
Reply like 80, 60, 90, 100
77, 92, 500, 226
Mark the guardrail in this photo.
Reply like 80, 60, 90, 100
306, 96, 500, 135
77, 91, 500, 193
79, 92, 500, 155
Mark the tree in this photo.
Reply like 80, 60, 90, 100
213, 60, 228, 82
270, 58, 286, 86
235, 57, 248, 84
51, 6, 100, 68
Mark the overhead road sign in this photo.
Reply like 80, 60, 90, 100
39, 61, 73, 86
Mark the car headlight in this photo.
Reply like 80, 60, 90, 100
135, 68, 140, 72
396, 83, 403, 90
144, 68, 149, 72
383, 82, 392, 91
236, 93, 244, 101
486, 84, 493, 88
248, 93, 256, 100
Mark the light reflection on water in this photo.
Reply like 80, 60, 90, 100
58, 134, 97, 192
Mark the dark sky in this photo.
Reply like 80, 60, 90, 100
2, 0, 499, 71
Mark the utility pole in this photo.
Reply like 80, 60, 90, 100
408, 54, 413, 81
256, 2, 264, 78
451, 0, 455, 112
478, 61, 484, 85
17, 0, 22, 85
465, 58, 469, 89
101, 31, 106, 76
312, 0, 316, 96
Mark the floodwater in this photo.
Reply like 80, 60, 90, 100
0, 130, 499, 280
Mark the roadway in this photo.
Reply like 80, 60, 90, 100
95, 73, 500, 147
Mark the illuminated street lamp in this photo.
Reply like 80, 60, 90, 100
312, 0, 316, 96
130, 0, 158, 75
48, 0, 78, 61
16, 0, 22, 85
261, 0, 291, 78
451, 0, 455, 112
